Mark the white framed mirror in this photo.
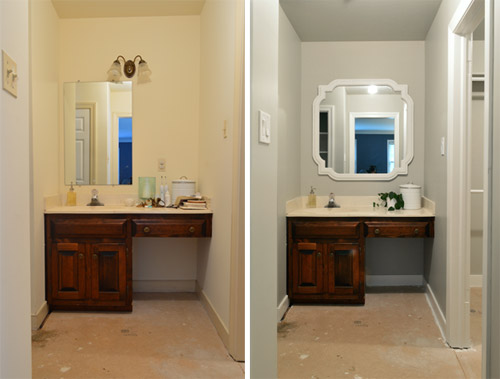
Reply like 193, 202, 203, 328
312, 78, 414, 181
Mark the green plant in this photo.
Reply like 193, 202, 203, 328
377, 191, 404, 211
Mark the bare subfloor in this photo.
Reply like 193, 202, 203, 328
278, 288, 482, 379
32, 293, 244, 379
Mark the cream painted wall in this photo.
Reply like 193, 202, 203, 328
30, 0, 60, 328
58, 16, 201, 284
197, 0, 240, 330
0, 0, 32, 376
251, 0, 279, 376
424, 0, 462, 316
277, 6, 301, 311
301, 41, 425, 278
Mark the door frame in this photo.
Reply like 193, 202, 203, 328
447, 0, 484, 348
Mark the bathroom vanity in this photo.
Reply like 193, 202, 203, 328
45, 207, 212, 311
286, 197, 434, 305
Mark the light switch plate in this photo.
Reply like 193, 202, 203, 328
2, 50, 18, 98
259, 110, 271, 144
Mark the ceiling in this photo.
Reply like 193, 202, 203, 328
279, 0, 443, 41
51, 0, 205, 18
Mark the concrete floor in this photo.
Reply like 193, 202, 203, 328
32, 293, 244, 378
278, 287, 482, 379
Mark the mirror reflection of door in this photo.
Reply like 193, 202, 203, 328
75, 108, 91, 185
349, 113, 399, 174
118, 117, 132, 184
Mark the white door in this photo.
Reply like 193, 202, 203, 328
75, 108, 90, 185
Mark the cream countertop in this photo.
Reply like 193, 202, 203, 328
286, 196, 435, 218
44, 194, 212, 214
45, 205, 212, 215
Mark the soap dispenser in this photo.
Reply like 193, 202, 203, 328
66, 182, 77, 206
308, 186, 316, 208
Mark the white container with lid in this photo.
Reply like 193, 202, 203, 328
172, 176, 196, 204
400, 183, 421, 210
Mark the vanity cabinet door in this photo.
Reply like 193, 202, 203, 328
291, 242, 324, 294
50, 242, 87, 300
326, 243, 361, 297
90, 243, 127, 302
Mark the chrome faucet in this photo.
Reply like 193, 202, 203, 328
325, 192, 340, 208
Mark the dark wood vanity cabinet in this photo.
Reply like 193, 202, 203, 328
288, 220, 364, 304
45, 212, 212, 311
287, 216, 434, 305
46, 215, 131, 311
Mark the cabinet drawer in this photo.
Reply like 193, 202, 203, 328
132, 218, 209, 237
50, 217, 128, 238
365, 221, 430, 238
292, 221, 360, 239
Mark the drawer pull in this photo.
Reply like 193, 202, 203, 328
330, 252, 334, 257
189, 226, 195, 234
143, 226, 151, 234
374, 228, 381, 235
78, 253, 84, 259
414, 228, 420, 235
93, 253, 98, 259
317, 252, 321, 258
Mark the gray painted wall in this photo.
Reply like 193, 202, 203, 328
277, 6, 302, 309
301, 41, 426, 278
250, 0, 279, 376
423, 0, 461, 317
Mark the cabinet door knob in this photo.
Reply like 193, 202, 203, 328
414, 228, 420, 235
317, 252, 321, 258
143, 226, 151, 234
189, 226, 195, 233
92, 253, 98, 259
374, 228, 380, 235
78, 253, 84, 259
330, 252, 334, 257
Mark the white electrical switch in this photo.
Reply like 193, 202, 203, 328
2, 50, 17, 98
440, 137, 446, 156
158, 158, 166, 171
259, 110, 271, 144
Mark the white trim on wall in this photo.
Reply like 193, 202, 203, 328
425, 281, 448, 343
446, 0, 484, 349
277, 295, 290, 322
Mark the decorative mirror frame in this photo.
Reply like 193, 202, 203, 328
312, 78, 414, 181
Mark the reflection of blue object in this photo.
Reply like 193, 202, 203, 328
356, 134, 394, 173
119, 117, 132, 184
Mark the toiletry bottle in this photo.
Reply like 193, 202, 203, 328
308, 186, 316, 208
66, 182, 77, 206
165, 184, 171, 207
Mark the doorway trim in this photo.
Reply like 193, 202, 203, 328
447, 0, 484, 348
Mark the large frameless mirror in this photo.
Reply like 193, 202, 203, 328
312, 78, 414, 181
64, 81, 133, 185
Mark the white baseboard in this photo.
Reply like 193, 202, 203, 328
366, 275, 424, 287
31, 301, 49, 330
196, 282, 230, 349
469, 274, 483, 287
424, 281, 447, 341
277, 295, 290, 322
133, 280, 196, 293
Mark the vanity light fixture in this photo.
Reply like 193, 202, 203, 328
367, 85, 378, 95
107, 55, 152, 83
